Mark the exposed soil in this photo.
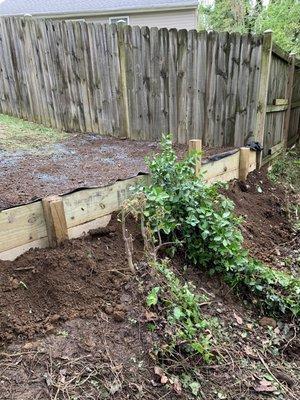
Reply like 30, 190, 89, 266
0, 215, 169, 399
225, 168, 299, 276
0, 170, 298, 399
0, 215, 144, 343
0, 133, 234, 210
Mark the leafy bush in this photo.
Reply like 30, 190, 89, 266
254, 0, 300, 55
137, 135, 300, 318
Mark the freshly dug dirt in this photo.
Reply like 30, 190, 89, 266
0, 169, 298, 399
0, 215, 144, 343
0, 133, 233, 210
0, 215, 167, 399
225, 168, 299, 274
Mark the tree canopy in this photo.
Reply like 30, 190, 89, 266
199, 0, 300, 55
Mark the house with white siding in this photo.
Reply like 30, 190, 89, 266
0, 0, 199, 30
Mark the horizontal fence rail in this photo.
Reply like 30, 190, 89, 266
0, 17, 299, 150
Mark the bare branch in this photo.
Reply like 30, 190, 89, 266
121, 208, 135, 273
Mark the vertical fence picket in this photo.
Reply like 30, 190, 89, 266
0, 17, 298, 150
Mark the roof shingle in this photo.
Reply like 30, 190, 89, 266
0, 0, 199, 16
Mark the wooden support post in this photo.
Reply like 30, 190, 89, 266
283, 53, 295, 148
42, 195, 68, 247
117, 24, 131, 139
239, 147, 251, 181
189, 139, 202, 176
254, 30, 273, 169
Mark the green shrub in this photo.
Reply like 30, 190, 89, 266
269, 148, 300, 192
137, 135, 300, 318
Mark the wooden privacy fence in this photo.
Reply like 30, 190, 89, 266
0, 17, 262, 146
257, 39, 300, 160
0, 17, 299, 149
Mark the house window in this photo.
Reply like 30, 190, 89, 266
109, 16, 129, 25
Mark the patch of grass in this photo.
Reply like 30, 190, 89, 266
0, 113, 69, 151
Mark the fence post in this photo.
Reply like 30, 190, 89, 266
42, 196, 69, 247
283, 53, 295, 148
239, 147, 251, 181
189, 139, 202, 176
117, 25, 131, 139
254, 30, 273, 169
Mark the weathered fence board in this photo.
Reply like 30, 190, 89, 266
263, 50, 300, 155
0, 17, 299, 148
288, 69, 300, 144
0, 17, 263, 146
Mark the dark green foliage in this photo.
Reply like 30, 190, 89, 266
139, 135, 300, 318
199, 0, 300, 55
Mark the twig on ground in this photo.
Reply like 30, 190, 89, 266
258, 351, 298, 400
121, 208, 135, 273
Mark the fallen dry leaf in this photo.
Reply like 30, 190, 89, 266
144, 310, 157, 321
254, 379, 276, 393
259, 317, 276, 328
233, 312, 243, 325
154, 366, 168, 385
244, 345, 257, 358
173, 377, 182, 395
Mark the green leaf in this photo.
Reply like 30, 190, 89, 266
146, 287, 160, 307
173, 306, 184, 320
189, 381, 201, 396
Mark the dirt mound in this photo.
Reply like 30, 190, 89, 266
0, 215, 144, 342
225, 167, 299, 272
0, 170, 299, 399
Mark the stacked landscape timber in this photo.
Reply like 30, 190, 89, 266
0, 176, 144, 261
0, 148, 257, 261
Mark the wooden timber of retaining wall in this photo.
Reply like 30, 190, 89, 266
0, 148, 257, 261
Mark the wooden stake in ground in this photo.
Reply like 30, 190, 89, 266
42, 195, 69, 247
189, 139, 202, 176
239, 147, 251, 181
